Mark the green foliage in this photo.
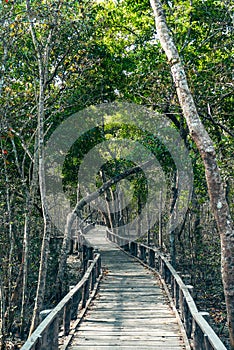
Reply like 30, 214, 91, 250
0, 0, 233, 342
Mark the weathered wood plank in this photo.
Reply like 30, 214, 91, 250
72, 339, 185, 345
75, 330, 185, 336
71, 347, 184, 350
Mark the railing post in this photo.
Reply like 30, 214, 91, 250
179, 288, 184, 320
87, 246, 94, 260
160, 257, 166, 280
204, 334, 213, 350
82, 244, 88, 274
174, 278, 179, 309
71, 289, 82, 320
165, 265, 171, 284
81, 261, 92, 308
153, 251, 158, 271
148, 248, 155, 268
123, 240, 129, 252
38, 316, 59, 350
183, 298, 193, 339
130, 242, 137, 257
139, 245, 146, 262
192, 319, 204, 350
69, 239, 74, 254
81, 277, 89, 309
96, 254, 101, 278
90, 259, 95, 290
49, 316, 59, 350
171, 275, 175, 298
63, 299, 72, 336
92, 250, 99, 289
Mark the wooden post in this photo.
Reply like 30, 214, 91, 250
179, 289, 184, 321
86, 259, 94, 290
140, 245, 146, 262
183, 298, 193, 339
91, 263, 96, 290
39, 317, 59, 350
130, 242, 137, 257
71, 290, 82, 320
49, 317, 59, 350
204, 334, 213, 350
174, 279, 179, 309
165, 265, 171, 284
82, 245, 88, 274
193, 319, 204, 350
81, 261, 92, 308
63, 299, 72, 336
92, 250, 99, 288
160, 257, 166, 280
148, 248, 155, 268
87, 246, 94, 261
154, 251, 159, 271
81, 278, 89, 309
171, 275, 175, 298
123, 241, 129, 252
70, 239, 74, 254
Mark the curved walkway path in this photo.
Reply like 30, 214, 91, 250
67, 226, 189, 350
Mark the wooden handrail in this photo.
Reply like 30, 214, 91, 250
21, 252, 101, 350
106, 229, 227, 350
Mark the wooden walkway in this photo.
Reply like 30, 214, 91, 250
67, 227, 188, 350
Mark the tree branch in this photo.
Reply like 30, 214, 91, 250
74, 159, 154, 216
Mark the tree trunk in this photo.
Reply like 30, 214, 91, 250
29, 77, 52, 335
100, 169, 114, 231
150, 1, 234, 347
26, 0, 60, 334
110, 188, 117, 231
20, 140, 39, 338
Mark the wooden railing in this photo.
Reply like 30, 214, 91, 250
21, 244, 101, 350
107, 229, 227, 350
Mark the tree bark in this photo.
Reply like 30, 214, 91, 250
20, 142, 39, 338
100, 169, 114, 231
150, 1, 234, 347
29, 75, 52, 335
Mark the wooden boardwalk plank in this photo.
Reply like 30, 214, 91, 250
66, 227, 189, 350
